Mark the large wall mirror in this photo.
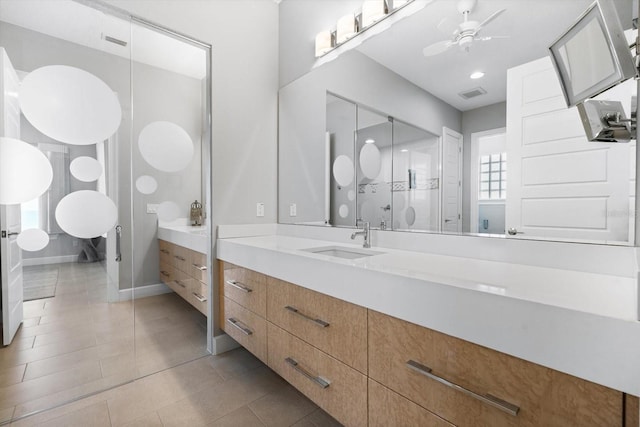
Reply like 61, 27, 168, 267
278, 0, 638, 245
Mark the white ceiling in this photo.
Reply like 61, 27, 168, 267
0, 0, 207, 79
356, 0, 622, 111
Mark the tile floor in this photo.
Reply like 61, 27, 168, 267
1, 263, 340, 426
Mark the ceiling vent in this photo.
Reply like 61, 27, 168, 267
459, 87, 487, 100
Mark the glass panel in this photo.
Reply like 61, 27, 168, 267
480, 163, 490, 172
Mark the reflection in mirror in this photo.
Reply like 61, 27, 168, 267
279, 0, 637, 245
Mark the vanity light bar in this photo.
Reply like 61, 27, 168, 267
314, 0, 415, 58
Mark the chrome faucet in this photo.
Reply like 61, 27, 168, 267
351, 221, 371, 248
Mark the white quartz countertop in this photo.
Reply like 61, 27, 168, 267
217, 234, 640, 396
158, 224, 208, 253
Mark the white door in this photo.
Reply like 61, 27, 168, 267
1, 48, 23, 345
506, 57, 632, 243
441, 127, 462, 232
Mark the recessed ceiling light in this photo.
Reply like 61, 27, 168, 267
470, 71, 485, 79
365, 138, 375, 144
400, 149, 408, 152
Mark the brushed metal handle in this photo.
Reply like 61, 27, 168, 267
192, 263, 207, 271
406, 360, 519, 416
1, 231, 19, 238
175, 280, 187, 289
160, 249, 170, 254
192, 292, 207, 302
285, 357, 330, 389
507, 228, 524, 235
115, 225, 122, 262
160, 270, 170, 277
285, 305, 329, 328
227, 318, 252, 335
174, 255, 186, 261
226, 280, 253, 293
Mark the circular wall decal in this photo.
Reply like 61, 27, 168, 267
338, 204, 349, 218
332, 155, 354, 187
359, 143, 381, 179
405, 206, 416, 226
138, 122, 194, 172
157, 201, 181, 222
347, 190, 355, 201
0, 137, 53, 205
19, 65, 121, 145
135, 175, 158, 195
70, 156, 102, 182
55, 191, 117, 238
17, 229, 49, 252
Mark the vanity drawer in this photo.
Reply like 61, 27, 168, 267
159, 240, 173, 264
159, 262, 173, 285
266, 277, 367, 373
222, 263, 266, 317
267, 322, 367, 427
369, 379, 453, 427
368, 310, 623, 427
190, 250, 208, 284
221, 297, 266, 363
172, 245, 190, 272
170, 270, 190, 299
188, 280, 208, 315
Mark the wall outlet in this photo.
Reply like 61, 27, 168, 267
289, 203, 297, 217
256, 202, 265, 217
147, 203, 159, 214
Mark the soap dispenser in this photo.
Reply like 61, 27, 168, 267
190, 200, 203, 226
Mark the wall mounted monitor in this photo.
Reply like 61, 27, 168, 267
549, 0, 637, 107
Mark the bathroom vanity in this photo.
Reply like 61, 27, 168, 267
157, 225, 209, 315
217, 226, 640, 427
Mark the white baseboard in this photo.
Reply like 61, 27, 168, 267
118, 283, 173, 301
211, 333, 240, 355
22, 255, 78, 267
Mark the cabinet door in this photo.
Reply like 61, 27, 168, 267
267, 277, 367, 373
368, 310, 623, 427
222, 263, 266, 317
267, 322, 367, 427
221, 297, 266, 363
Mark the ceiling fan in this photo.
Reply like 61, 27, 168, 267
423, 0, 507, 57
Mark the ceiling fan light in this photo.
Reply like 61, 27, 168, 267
470, 71, 485, 79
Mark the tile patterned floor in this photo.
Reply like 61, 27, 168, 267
1, 263, 340, 426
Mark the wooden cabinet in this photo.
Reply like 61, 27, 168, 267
158, 240, 208, 316
268, 322, 367, 427
266, 276, 367, 373
218, 261, 638, 427
368, 309, 623, 427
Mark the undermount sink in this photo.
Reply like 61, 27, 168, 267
302, 245, 383, 259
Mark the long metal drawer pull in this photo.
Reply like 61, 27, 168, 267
284, 306, 329, 328
285, 357, 330, 389
192, 263, 207, 271
174, 255, 186, 261
160, 249, 170, 254
225, 280, 253, 293
175, 280, 187, 289
192, 292, 207, 302
160, 271, 170, 277
227, 318, 253, 335
406, 360, 520, 416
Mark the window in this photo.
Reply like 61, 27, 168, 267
21, 197, 40, 231
479, 153, 506, 200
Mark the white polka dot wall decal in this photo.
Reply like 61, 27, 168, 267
347, 190, 355, 201
359, 143, 381, 179
135, 175, 158, 195
332, 155, 354, 187
17, 229, 49, 252
157, 201, 181, 222
138, 122, 194, 172
405, 206, 416, 226
55, 191, 117, 238
70, 156, 102, 182
0, 137, 53, 205
339, 204, 349, 218
19, 65, 122, 145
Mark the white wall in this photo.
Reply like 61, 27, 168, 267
109, 0, 280, 227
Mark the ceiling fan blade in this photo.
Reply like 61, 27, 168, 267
422, 40, 454, 56
436, 17, 459, 35
475, 9, 506, 33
